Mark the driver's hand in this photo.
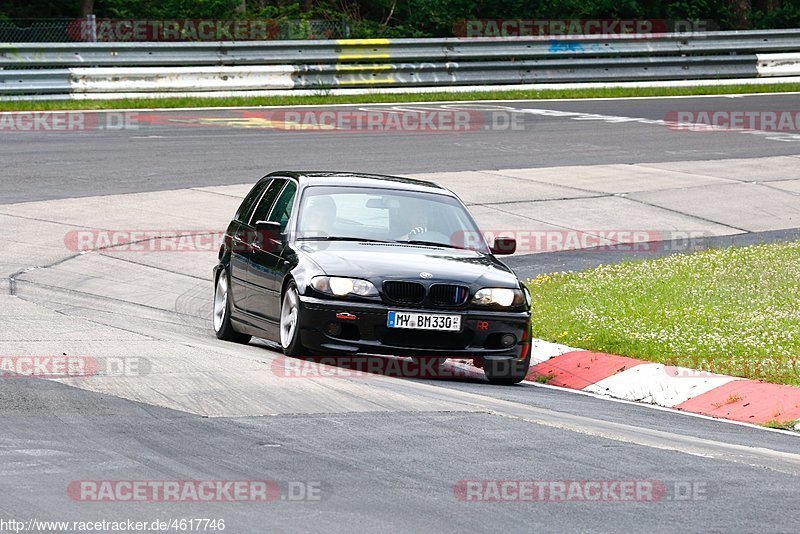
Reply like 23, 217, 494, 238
408, 226, 427, 237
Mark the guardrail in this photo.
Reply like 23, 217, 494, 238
2, 29, 800, 98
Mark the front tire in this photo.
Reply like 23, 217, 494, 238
213, 268, 251, 344
280, 282, 305, 356
483, 355, 531, 385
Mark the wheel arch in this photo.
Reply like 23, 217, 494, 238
280, 274, 297, 301
282, 261, 317, 300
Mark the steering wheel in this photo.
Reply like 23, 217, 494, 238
403, 228, 451, 244
407, 226, 427, 238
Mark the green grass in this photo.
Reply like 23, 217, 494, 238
1, 83, 800, 111
526, 241, 800, 386
762, 419, 799, 430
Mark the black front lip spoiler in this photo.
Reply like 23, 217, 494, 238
297, 294, 531, 358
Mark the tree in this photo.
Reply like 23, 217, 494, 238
730, 0, 752, 27
81, 0, 94, 17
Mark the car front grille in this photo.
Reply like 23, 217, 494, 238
383, 281, 426, 304
428, 284, 470, 307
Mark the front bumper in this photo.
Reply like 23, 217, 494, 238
297, 295, 531, 360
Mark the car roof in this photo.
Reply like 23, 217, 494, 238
266, 171, 452, 195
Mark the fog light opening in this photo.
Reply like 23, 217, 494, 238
500, 334, 517, 348
326, 322, 343, 337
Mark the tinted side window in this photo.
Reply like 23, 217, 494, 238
235, 179, 271, 223
267, 181, 298, 231
249, 179, 286, 225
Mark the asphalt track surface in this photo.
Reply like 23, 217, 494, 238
2, 93, 800, 203
1, 94, 800, 533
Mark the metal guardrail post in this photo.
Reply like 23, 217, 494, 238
84, 14, 97, 43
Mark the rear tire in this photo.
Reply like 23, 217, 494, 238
483, 355, 531, 385
213, 268, 251, 344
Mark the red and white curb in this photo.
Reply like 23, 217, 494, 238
521, 339, 800, 428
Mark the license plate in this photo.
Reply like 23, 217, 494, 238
387, 311, 462, 331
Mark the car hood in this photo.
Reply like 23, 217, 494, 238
296, 241, 519, 287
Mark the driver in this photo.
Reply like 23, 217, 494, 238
396, 205, 453, 245
302, 195, 337, 236
404, 210, 428, 239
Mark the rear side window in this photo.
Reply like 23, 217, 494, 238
267, 181, 298, 231
235, 179, 271, 223
250, 179, 286, 225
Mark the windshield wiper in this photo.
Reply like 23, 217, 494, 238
297, 236, 472, 250
402, 239, 467, 250
297, 236, 397, 244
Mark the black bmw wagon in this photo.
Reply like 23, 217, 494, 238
213, 171, 532, 384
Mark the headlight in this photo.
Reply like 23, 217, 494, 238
311, 276, 378, 297
472, 287, 525, 307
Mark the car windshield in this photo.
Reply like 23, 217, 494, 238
296, 185, 489, 253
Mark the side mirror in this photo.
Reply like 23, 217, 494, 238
490, 236, 516, 255
253, 220, 284, 250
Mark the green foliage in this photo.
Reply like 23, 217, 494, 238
762, 419, 799, 430
0, 0, 796, 34
751, 1, 800, 28
0, 0, 80, 18
664, 0, 736, 27
247, 2, 304, 20
94, 0, 243, 19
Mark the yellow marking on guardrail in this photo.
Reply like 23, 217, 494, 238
336, 38, 391, 61
333, 62, 396, 85
336, 39, 391, 46
336, 76, 396, 86
334, 63, 393, 72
